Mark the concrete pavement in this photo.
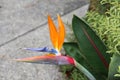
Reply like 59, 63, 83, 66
0, 0, 89, 80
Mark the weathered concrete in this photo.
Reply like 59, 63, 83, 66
0, 0, 89, 80
0, 0, 88, 46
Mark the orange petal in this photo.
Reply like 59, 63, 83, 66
57, 15, 65, 51
48, 15, 58, 49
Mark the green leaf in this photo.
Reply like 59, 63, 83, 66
64, 15, 111, 79
108, 53, 120, 80
63, 42, 84, 63
63, 42, 103, 80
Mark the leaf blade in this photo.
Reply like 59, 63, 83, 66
72, 15, 111, 76
63, 42, 106, 80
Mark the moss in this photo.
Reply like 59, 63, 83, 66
85, 0, 120, 78
114, 66, 120, 77
85, 0, 120, 55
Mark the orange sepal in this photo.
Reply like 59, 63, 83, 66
48, 15, 65, 51
48, 15, 58, 49
57, 15, 65, 51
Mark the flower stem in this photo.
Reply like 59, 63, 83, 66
75, 60, 96, 80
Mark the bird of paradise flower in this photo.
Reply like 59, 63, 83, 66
16, 15, 96, 80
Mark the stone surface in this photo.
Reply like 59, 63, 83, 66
0, 0, 88, 46
0, 0, 89, 80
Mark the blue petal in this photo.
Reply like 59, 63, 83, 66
24, 47, 58, 54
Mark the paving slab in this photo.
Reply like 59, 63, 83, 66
0, 0, 88, 46
0, 0, 89, 80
